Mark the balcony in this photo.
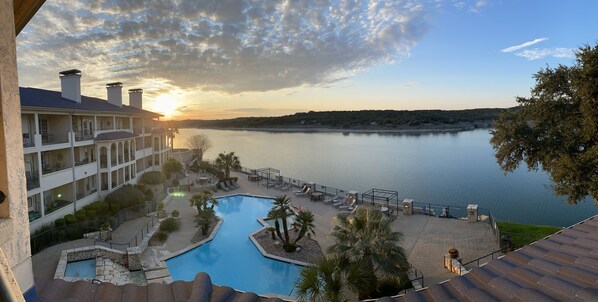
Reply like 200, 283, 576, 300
42, 163, 71, 175
41, 131, 70, 146
23, 132, 35, 148
26, 172, 40, 191
74, 130, 94, 142
133, 127, 143, 134
76, 188, 97, 201
45, 199, 72, 214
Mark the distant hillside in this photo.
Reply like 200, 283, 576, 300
174, 108, 510, 131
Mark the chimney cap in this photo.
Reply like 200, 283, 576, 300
106, 82, 123, 87
59, 69, 82, 77
129, 88, 143, 93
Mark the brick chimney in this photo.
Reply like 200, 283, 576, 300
59, 69, 82, 103
128, 88, 143, 109
106, 82, 123, 107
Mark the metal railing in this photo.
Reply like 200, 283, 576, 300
74, 130, 94, 141
41, 130, 70, 145
459, 246, 518, 274
94, 214, 158, 251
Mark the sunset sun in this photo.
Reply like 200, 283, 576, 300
152, 94, 179, 118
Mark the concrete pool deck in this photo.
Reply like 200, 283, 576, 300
32, 170, 498, 289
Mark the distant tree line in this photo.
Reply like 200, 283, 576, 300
174, 108, 509, 129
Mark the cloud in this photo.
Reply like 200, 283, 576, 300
501, 38, 549, 53
501, 38, 575, 60
512, 48, 575, 60
17, 0, 430, 95
394, 81, 420, 87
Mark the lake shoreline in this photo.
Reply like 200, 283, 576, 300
193, 125, 490, 134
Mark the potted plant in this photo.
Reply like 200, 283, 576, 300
101, 221, 110, 231
448, 247, 459, 259
172, 210, 180, 218
157, 201, 166, 218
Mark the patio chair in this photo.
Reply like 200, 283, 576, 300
339, 199, 357, 211
218, 182, 230, 192
294, 185, 308, 195
333, 195, 349, 207
226, 180, 239, 189
340, 205, 359, 215
295, 186, 311, 197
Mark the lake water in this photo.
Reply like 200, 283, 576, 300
174, 128, 597, 227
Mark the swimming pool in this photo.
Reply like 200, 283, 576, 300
165, 195, 303, 296
64, 259, 96, 279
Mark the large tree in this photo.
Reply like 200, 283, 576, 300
186, 134, 212, 161
214, 151, 241, 179
490, 44, 598, 205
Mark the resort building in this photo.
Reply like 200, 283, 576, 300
21, 70, 173, 232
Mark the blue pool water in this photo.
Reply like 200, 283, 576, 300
166, 195, 303, 296
64, 259, 96, 278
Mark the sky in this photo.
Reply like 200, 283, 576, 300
16, 0, 598, 120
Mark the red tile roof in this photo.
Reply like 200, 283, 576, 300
390, 215, 598, 301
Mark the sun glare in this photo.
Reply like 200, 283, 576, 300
152, 94, 179, 118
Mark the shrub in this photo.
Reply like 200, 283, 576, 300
155, 231, 168, 242
159, 218, 180, 233
85, 209, 97, 219
172, 179, 179, 186
101, 221, 110, 229
157, 202, 165, 211
105, 185, 145, 210
64, 214, 77, 225
134, 184, 154, 201
172, 210, 180, 218
140, 171, 165, 185
55, 218, 65, 227
75, 211, 87, 222
95, 201, 109, 216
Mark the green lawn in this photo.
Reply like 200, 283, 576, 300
497, 221, 562, 247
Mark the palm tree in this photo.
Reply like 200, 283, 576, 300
214, 151, 241, 179
189, 191, 219, 235
328, 207, 408, 299
291, 210, 316, 245
295, 256, 376, 302
268, 195, 294, 251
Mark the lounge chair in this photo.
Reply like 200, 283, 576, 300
339, 199, 356, 211
226, 180, 239, 189
340, 205, 359, 215
279, 183, 291, 191
333, 196, 349, 207
324, 195, 340, 204
296, 186, 311, 197
219, 182, 231, 191
294, 185, 308, 195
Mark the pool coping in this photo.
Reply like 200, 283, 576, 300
161, 217, 224, 261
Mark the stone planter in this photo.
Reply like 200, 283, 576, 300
158, 210, 166, 219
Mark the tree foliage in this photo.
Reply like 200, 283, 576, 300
490, 44, 598, 204
267, 195, 316, 252
215, 151, 241, 179
175, 108, 504, 129
140, 171, 165, 185
104, 185, 145, 210
189, 191, 219, 235
299, 207, 409, 300
186, 134, 212, 161
162, 158, 183, 179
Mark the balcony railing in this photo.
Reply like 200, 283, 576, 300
45, 199, 73, 214
23, 132, 35, 147
42, 164, 71, 175
75, 159, 95, 166
41, 131, 69, 145
28, 210, 42, 222
76, 188, 98, 200
74, 130, 94, 141
133, 127, 143, 134
26, 172, 40, 190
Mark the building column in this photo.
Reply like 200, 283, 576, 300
0, 0, 35, 293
